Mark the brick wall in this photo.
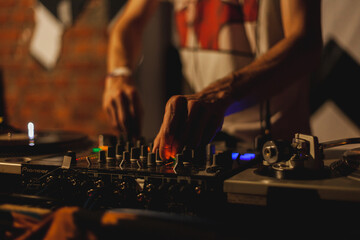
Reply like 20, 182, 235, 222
0, 0, 111, 136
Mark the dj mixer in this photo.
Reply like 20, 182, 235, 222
0, 130, 258, 216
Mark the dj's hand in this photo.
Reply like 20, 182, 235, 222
153, 89, 232, 160
102, 76, 143, 139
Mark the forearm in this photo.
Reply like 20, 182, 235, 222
197, 1, 322, 115
108, 22, 141, 72
104, 0, 159, 138
107, 0, 160, 72
229, 34, 322, 108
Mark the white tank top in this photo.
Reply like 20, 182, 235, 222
173, 0, 311, 143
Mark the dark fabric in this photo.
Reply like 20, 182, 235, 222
6, 207, 228, 240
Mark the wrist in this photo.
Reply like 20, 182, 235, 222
105, 72, 134, 89
198, 76, 235, 106
107, 66, 132, 78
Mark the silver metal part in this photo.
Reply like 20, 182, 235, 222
262, 141, 279, 165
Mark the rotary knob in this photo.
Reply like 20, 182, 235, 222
147, 152, 156, 167
107, 146, 116, 163
173, 153, 184, 172
97, 150, 106, 164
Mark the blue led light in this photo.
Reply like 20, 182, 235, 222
239, 153, 256, 161
232, 153, 240, 160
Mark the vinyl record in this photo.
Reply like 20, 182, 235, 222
0, 130, 91, 157
0, 157, 31, 163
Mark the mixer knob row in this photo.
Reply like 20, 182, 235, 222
91, 136, 232, 173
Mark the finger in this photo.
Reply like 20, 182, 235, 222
170, 97, 188, 155
127, 89, 143, 139
104, 102, 116, 128
103, 93, 119, 131
152, 132, 160, 153
159, 96, 188, 160
111, 100, 126, 135
115, 91, 132, 137
107, 104, 121, 131
159, 133, 172, 160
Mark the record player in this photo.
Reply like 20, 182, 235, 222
224, 133, 360, 207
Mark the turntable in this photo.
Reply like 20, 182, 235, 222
224, 133, 360, 207
0, 124, 92, 174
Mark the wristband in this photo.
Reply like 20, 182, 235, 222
107, 67, 132, 78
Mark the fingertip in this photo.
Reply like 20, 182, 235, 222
107, 106, 119, 130
159, 140, 166, 160
171, 140, 183, 159
152, 144, 158, 153
152, 135, 160, 153
164, 149, 172, 160
159, 147, 165, 160
159, 139, 171, 160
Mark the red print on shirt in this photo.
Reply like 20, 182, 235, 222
175, 0, 258, 50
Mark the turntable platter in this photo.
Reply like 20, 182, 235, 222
0, 130, 91, 157
0, 133, 29, 141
